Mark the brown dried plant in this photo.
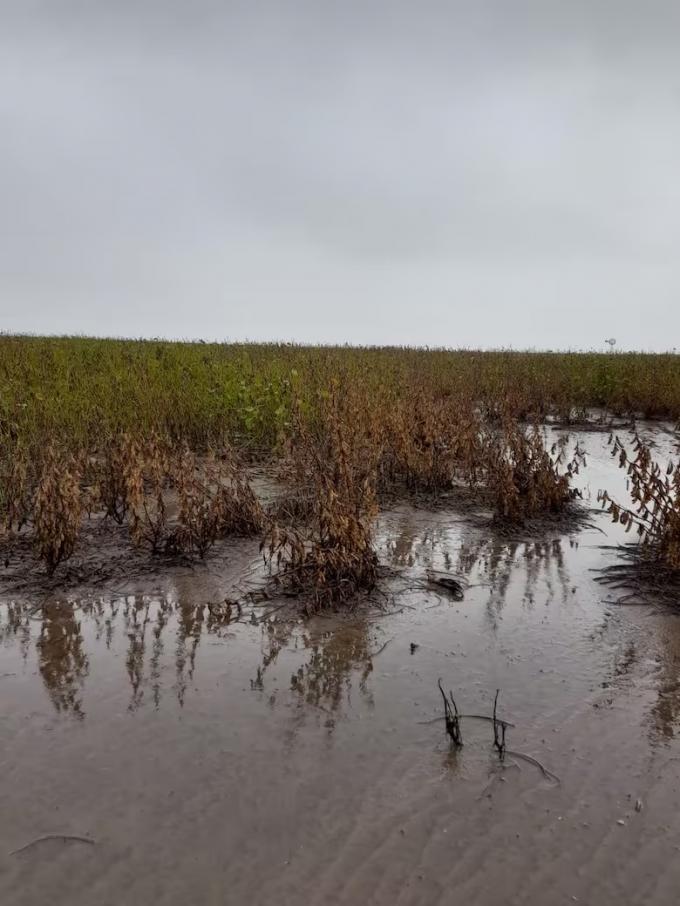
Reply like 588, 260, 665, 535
378, 389, 484, 494
33, 447, 83, 574
167, 447, 263, 557
389, 395, 459, 492
598, 434, 680, 570
116, 434, 263, 557
263, 387, 379, 611
125, 433, 171, 553
0, 445, 31, 537
485, 421, 584, 524
91, 434, 137, 524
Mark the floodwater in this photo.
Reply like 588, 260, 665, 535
2, 428, 680, 905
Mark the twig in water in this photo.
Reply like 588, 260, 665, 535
433, 683, 559, 782
493, 689, 506, 757
9, 834, 96, 856
418, 713, 516, 728
459, 713, 515, 729
504, 750, 560, 783
369, 638, 393, 658
438, 678, 462, 747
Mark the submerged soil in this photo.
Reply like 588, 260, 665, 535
2, 427, 680, 906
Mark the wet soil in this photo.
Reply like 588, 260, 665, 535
2, 428, 680, 905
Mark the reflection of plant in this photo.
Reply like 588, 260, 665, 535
174, 602, 205, 706
0, 601, 31, 661
455, 533, 570, 612
290, 624, 374, 711
599, 434, 680, 569
246, 613, 378, 720
4, 595, 379, 719
16, 596, 244, 714
37, 601, 89, 717
124, 598, 152, 710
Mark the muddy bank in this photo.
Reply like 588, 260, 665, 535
2, 429, 680, 905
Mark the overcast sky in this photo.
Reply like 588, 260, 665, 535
1, 1, 679, 349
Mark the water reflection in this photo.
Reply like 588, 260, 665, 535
379, 510, 680, 742
0, 601, 31, 661
291, 624, 375, 712
0, 595, 376, 723
0, 597, 223, 716
381, 517, 455, 571
456, 535, 572, 614
37, 601, 89, 717
3, 506, 680, 743
381, 509, 574, 613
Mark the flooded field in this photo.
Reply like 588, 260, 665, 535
2, 427, 680, 905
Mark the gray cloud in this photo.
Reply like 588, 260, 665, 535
1, 1, 679, 348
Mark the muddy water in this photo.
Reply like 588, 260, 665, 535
2, 429, 680, 905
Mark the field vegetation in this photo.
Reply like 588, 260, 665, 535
599, 433, 680, 574
2, 335, 679, 600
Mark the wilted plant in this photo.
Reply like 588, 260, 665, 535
125, 433, 171, 553
266, 488, 317, 525
598, 434, 680, 569
263, 386, 379, 610
485, 421, 584, 523
0, 445, 32, 536
33, 447, 83, 574
91, 434, 138, 524
165, 447, 215, 557
374, 387, 485, 495
388, 396, 454, 491
215, 476, 264, 536
389, 395, 457, 491
167, 447, 263, 557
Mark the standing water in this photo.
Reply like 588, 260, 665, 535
2, 428, 680, 905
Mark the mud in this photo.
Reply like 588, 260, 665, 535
2, 428, 680, 905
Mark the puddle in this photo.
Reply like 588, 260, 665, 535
2, 428, 680, 905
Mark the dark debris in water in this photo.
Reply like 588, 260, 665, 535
436, 682, 560, 783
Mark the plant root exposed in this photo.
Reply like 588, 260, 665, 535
594, 543, 680, 607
